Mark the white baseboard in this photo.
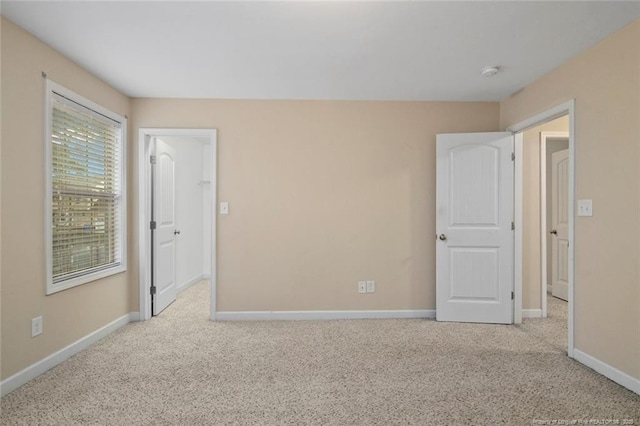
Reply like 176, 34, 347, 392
574, 349, 640, 395
215, 309, 435, 321
176, 274, 204, 293
202, 274, 211, 280
0, 312, 135, 397
522, 309, 542, 318
129, 311, 140, 322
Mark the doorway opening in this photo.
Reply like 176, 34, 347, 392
138, 128, 218, 321
510, 100, 575, 358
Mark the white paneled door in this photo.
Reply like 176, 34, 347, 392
551, 149, 569, 301
436, 132, 514, 324
153, 139, 178, 315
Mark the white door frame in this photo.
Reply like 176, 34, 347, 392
138, 128, 218, 321
540, 131, 569, 318
508, 100, 575, 358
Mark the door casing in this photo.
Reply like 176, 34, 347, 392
138, 128, 218, 321
509, 100, 575, 358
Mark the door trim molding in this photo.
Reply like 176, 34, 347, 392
138, 128, 218, 321
539, 131, 569, 319
507, 100, 575, 358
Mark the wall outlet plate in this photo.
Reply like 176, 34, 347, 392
358, 281, 367, 294
219, 202, 229, 215
577, 199, 593, 217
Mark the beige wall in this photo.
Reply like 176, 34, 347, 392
0, 18, 132, 380
501, 19, 640, 379
131, 99, 499, 312
522, 116, 569, 310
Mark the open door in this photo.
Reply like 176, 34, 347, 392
436, 132, 514, 324
551, 149, 569, 301
152, 138, 178, 315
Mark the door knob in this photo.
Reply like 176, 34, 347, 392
439, 234, 447, 241
174, 229, 181, 235
550, 229, 557, 235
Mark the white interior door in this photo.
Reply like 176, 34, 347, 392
436, 132, 514, 324
153, 139, 178, 315
551, 149, 569, 301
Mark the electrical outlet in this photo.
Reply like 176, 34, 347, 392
366, 280, 375, 293
219, 202, 229, 215
358, 281, 367, 294
31, 316, 43, 337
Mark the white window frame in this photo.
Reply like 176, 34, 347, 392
45, 80, 127, 295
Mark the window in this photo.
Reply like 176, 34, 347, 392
45, 81, 126, 294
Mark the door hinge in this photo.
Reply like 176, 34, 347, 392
511, 291, 514, 300
150, 155, 157, 164
511, 152, 515, 161
150, 221, 156, 230
511, 221, 515, 230
150, 286, 156, 295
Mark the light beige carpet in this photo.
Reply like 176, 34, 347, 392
1, 282, 638, 425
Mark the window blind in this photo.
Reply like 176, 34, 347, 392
50, 92, 123, 283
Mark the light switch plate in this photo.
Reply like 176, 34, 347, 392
577, 199, 593, 217
219, 202, 229, 215
358, 281, 367, 294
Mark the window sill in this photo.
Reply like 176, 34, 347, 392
46, 265, 127, 295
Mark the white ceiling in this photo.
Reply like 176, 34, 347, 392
3, 1, 640, 101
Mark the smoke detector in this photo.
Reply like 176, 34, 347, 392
481, 66, 500, 77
